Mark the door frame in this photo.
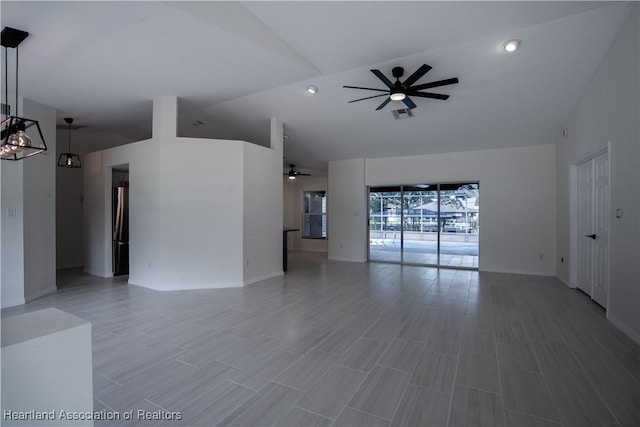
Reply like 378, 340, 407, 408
367, 182, 479, 271
570, 145, 610, 307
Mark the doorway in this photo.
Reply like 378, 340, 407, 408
369, 183, 479, 269
577, 151, 609, 307
112, 166, 129, 276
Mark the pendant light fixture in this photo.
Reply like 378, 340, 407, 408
58, 118, 81, 168
1, 27, 47, 160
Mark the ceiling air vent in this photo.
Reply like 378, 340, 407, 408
391, 108, 414, 120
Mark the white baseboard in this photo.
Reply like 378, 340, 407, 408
25, 286, 57, 304
83, 268, 111, 278
243, 271, 284, 286
607, 314, 640, 346
556, 275, 577, 289
1, 297, 26, 309
128, 280, 243, 291
56, 264, 83, 270
481, 268, 555, 277
328, 256, 367, 263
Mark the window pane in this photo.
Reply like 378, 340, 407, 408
303, 191, 327, 238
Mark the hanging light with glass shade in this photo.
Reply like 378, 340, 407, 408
58, 118, 81, 168
1, 27, 47, 160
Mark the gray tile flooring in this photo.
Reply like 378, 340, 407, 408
3, 251, 640, 426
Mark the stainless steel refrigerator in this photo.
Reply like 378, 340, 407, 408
112, 185, 129, 276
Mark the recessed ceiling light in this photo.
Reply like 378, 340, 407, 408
502, 39, 521, 52
307, 85, 318, 94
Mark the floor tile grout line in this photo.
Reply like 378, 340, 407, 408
491, 324, 508, 427
505, 408, 564, 425
385, 358, 416, 426
444, 323, 462, 427
522, 310, 585, 424
555, 322, 632, 425
210, 381, 261, 427
295, 402, 339, 424
344, 405, 393, 423
326, 364, 371, 425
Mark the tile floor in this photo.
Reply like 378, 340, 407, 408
2, 252, 639, 426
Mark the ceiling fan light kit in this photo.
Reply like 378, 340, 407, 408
285, 164, 311, 180
1, 27, 48, 160
306, 85, 318, 94
343, 64, 459, 111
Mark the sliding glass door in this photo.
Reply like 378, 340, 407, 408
369, 183, 479, 269
402, 185, 439, 265
438, 183, 479, 268
369, 187, 402, 263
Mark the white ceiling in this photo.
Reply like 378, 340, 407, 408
1, 1, 633, 172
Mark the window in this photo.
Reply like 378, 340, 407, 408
303, 191, 326, 239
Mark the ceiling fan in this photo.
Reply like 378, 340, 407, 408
344, 64, 459, 111
285, 164, 310, 180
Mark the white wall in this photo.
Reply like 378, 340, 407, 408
22, 100, 57, 301
1, 155, 25, 306
0, 99, 56, 308
557, 5, 639, 342
243, 143, 283, 284
328, 158, 367, 262
363, 144, 557, 275
283, 176, 328, 253
84, 138, 246, 289
56, 131, 133, 269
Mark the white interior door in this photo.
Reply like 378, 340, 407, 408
591, 152, 609, 307
576, 152, 609, 307
577, 160, 594, 296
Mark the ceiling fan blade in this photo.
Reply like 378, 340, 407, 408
348, 93, 389, 103
402, 97, 417, 109
343, 85, 389, 93
408, 91, 450, 100
402, 64, 432, 88
371, 69, 394, 88
296, 173, 311, 176
375, 97, 392, 110
411, 77, 459, 91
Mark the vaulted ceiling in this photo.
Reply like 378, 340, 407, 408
1, 1, 633, 172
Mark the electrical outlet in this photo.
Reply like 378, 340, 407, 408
7, 208, 16, 217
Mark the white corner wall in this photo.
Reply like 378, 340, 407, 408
284, 176, 328, 253
364, 144, 557, 275
84, 138, 246, 289
556, 5, 639, 342
243, 143, 283, 284
328, 158, 367, 262
1, 99, 57, 308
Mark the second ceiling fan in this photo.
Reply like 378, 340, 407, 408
285, 164, 311, 180
344, 64, 459, 111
